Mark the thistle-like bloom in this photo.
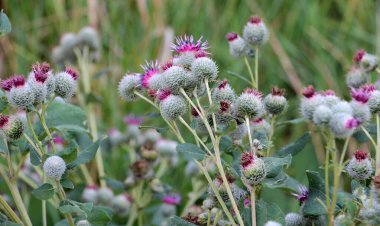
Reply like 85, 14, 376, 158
292, 185, 309, 204
28, 62, 53, 104
162, 193, 181, 205
0, 114, 24, 140
263, 87, 287, 115
346, 66, 367, 89
9, 76, 36, 109
97, 187, 114, 205
82, 185, 98, 203
354, 49, 379, 72
43, 156, 66, 181
285, 213, 306, 226
347, 150, 373, 181
158, 90, 187, 121
191, 57, 218, 81
212, 80, 236, 103
54, 67, 79, 99
350, 85, 373, 123
226, 32, 250, 57
209, 173, 236, 202
112, 193, 132, 216
368, 90, 380, 114
300, 85, 326, 121
118, 73, 141, 101
243, 16, 269, 46
312, 105, 332, 126
141, 61, 163, 90
240, 152, 266, 186
331, 101, 353, 115
234, 88, 265, 119
124, 114, 143, 140
202, 198, 215, 210
172, 35, 208, 67
329, 113, 359, 138
321, 90, 341, 107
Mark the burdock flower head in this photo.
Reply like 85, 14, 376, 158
27, 62, 53, 104
211, 173, 236, 201
354, 49, 379, 72
118, 73, 141, 101
54, 67, 79, 99
263, 87, 287, 115
285, 213, 306, 226
329, 113, 359, 138
43, 155, 66, 181
191, 56, 218, 81
82, 185, 98, 203
7, 75, 35, 109
240, 151, 266, 186
162, 65, 189, 94
346, 66, 367, 89
350, 84, 373, 123
347, 150, 373, 181
162, 193, 181, 206
234, 88, 265, 119
300, 85, 326, 121
212, 80, 236, 103
292, 185, 309, 205
243, 15, 269, 46
368, 89, 380, 114
172, 35, 208, 67
141, 61, 163, 90
312, 105, 333, 126
226, 32, 250, 57
0, 114, 24, 140
158, 90, 187, 121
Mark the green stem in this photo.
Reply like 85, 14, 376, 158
3, 136, 14, 178
55, 181, 75, 226
377, 114, 380, 175
26, 113, 44, 154
126, 205, 137, 226
244, 57, 256, 89
251, 187, 256, 226
338, 138, 350, 174
254, 47, 259, 89
23, 134, 42, 157
325, 136, 331, 214
207, 210, 211, 226
267, 116, 276, 156
245, 115, 253, 150
138, 212, 143, 226
330, 150, 339, 226
213, 210, 221, 226
0, 195, 23, 225
38, 104, 57, 153
42, 173, 47, 226
205, 78, 217, 133
361, 126, 377, 149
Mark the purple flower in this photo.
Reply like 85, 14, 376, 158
292, 185, 309, 204
351, 84, 374, 103
171, 35, 208, 54
123, 115, 143, 126
141, 61, 160, 88
162, 193, 181, 205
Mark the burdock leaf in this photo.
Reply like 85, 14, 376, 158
32, 183, 55, 200
274, 132, 311, 157
176, 143, 206, 160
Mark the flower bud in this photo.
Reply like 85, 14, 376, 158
78, 26, 100, 50
243, 16, 269, 46
60, 33, 78, 50
0, 115, 24, 140
329, 113, 359, 139
226, 32, 250, 57
368, 90, 380, 114
124, 115, 143, 139
251, 118, 271, 139
76, 220, 91, 226
130, 160, 150, 179
212, 80, 236, 103
118, 73, 141, 101
312, 105, 332, 126
191, 57, 218, 81
240, 152, 266, 186
285, 213, 306, 226
234, 89, 265, 119
263, 87, 287, 115
28, 63, 52, 104
156, 139, 177, 156
162, 66, 188, 93
172, 35, 208, 68
350, 100, 371, 124
43, 156, 66, 180
300, 86, 326, 121
321, 90, 340, 107
141, 61, 163, 90
143, 129, 161, 143
202, 198, 215, 210
8, 76, 35, 109
112, 193, 132, 216
345, 66, 367, 88
97, 187, 114, 205
54, 67, 78, 99
158, 90, 187, 121
347, 150, 373, 180
82, 185, 98, 203
354, 49, 379, 72
331, 101, 353, 115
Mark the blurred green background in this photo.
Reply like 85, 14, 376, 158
0, 0, 378, 216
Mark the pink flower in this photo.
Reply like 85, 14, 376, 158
162, 194, 181, 205
123, 115, 143, 126
351, 84, 374, 103
141, 61, 160, 88
171, 35, 208, 54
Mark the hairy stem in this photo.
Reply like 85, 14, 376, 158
0, 195, 23, 225
244, 57, 256, 89
377, 114, 380, 175
245, 115, 253, 150
254, 47, 259, 89
205, 78, 217, 132
251, 187, 256, 226
55, 181, 75, 226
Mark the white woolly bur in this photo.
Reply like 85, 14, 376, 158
323, 95, 341, 108
264, 221, 282, 226
97, 188, 114, 205
350, 101, 371, 123
328, 113, 355, 138
331, 101, 353, 115
112, 194, 131, 216
300, 95, 325, 121
346, 158, 373, 180
285, 213, 305, 226
243, 22, 269, 46
176, 52, 196, 67
313, 105, 332, 125
234, 93, 264, 119
229, 36, 250, 57
263, 94, 287, 115
368, 90, 380, 114
212, 85, 236, 103
3, 116, 24, 140
9, 85, 35, 109
43, 156, 66, 181
156, 139, 177, 156
345, 67, 367, 88
82, 186, 98, 203
191, 57, 218, 81
159, 95, 187, 121
162, 66, 188, 93
118, 75, 140, 101
54, 72, 76, 99
27, 75, 48, 104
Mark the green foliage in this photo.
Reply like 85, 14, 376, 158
176, 143, 207, 160
67, 136, 107, 169
32, 183, 55, 200
274, 132, 311, 157
167, 216, 197, 226
0, 10, 11, 36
